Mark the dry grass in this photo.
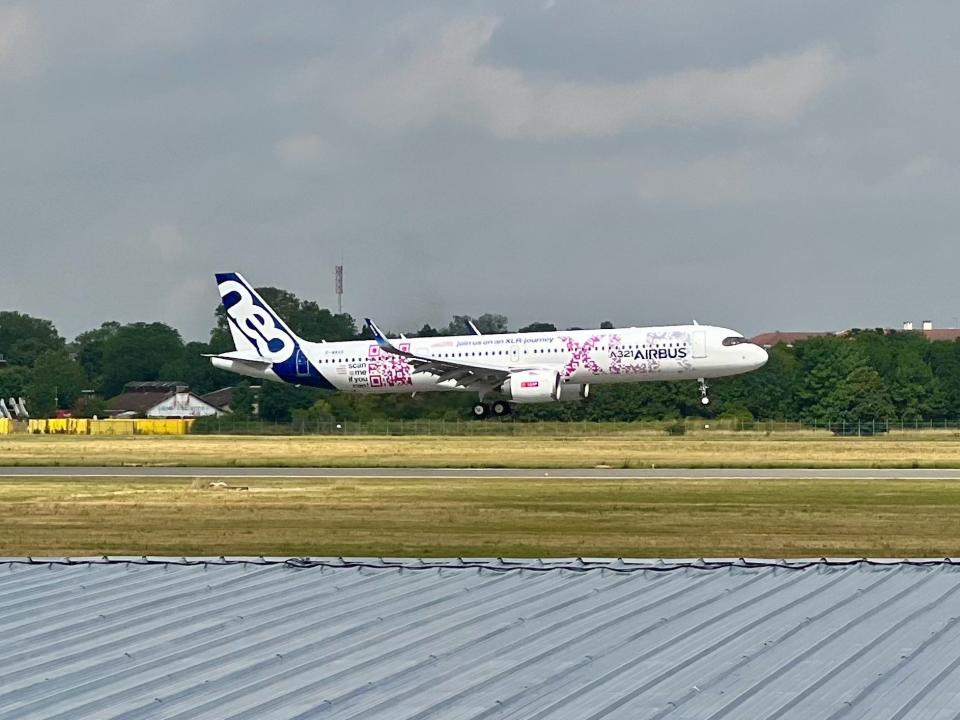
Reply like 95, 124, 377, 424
3, 475, 960, 558
2, 433, 960, 468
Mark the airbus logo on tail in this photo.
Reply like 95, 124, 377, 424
218, 279, 296, 363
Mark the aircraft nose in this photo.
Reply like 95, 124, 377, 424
751, 344, 768, 369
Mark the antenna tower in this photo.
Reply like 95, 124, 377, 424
334, 264, 343, 314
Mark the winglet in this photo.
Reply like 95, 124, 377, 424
465, 319, 481, 336
365, 318, 392, 350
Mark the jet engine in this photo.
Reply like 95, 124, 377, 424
499, 370, 562, 403
559, 383, 590, 401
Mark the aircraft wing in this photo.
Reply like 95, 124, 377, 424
365, 318, 510, 391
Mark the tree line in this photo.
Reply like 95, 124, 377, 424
3, 285, 960, 422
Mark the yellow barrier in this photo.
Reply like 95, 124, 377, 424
88, 420, 136, 435
26, 418, 196, 435
0, 418, 10, 435
35, 418, 91, 434
134, 419, 195, 435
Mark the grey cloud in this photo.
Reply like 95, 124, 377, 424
0, 4, 40, 82
1, 2, 959, 343
344, 18, 836, 139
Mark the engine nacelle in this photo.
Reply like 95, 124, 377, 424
559, 383, 590, 401
499, 370, 562, 403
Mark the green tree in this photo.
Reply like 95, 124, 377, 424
258, 382, 319, 422
890, 350, 938, 419
713, 343, 799, 419
292, 398, 335, 425
25, 381, 56, 417
0, 311, 64, 366
927, 341, 960, 417
414, 324, 441, 338
74, 321, 121, 386
518, 322, 557, 333
25, 350, 87, 416
72, 396, 108, 419
475, 313, 509, 334
100, 323, 184, 397
819, 366, 895, 422
0, 366, 32, 404
230, 382, 256, 419
794, 337, 866, 419
159, 341, 234, 395
444, 315, 476, 336
444, 313, 509, 336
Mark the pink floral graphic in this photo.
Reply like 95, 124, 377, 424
558, 335, 604, 378
607, 334, 625, 375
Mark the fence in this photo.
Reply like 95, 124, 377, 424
12, 417, 960, 437
190, 417, 960, 437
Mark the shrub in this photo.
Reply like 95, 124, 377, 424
665, 420, 687, 436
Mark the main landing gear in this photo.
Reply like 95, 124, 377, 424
472, 401, 512, 419
698, 377, 710, 405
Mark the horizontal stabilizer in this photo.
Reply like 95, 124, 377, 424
203, 351, 272, 368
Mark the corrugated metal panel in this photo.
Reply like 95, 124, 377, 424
1, 558, 960, 719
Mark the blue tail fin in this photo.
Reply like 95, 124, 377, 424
215, 272, 302, 364
214, 272, 334, 390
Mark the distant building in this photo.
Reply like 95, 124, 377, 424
750, 331, 833, 348
754, 322, 960, 348
922, 329, 960, 341
200, 386, 260, 416
903, 320, 960, 342
105, 382, 227, 419
904, 320, 960, 342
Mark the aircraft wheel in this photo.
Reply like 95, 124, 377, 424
472, 403, 488, 419
491, 401, 511, 417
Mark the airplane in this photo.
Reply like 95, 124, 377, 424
208, 272, 768, 418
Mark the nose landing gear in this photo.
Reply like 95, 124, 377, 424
698, 377, 710, 405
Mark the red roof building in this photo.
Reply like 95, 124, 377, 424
921, 329, 960, 342
750, 331, 833, 348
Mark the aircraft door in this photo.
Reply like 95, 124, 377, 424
692, 331, 707, 359
295, 348, 310, 377
510, 345, 520, 364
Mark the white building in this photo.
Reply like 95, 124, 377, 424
105, 382, 226, 419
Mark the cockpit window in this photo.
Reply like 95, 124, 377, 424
722, 336, 750, 346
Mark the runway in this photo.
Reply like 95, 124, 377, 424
3, 466, 960, 480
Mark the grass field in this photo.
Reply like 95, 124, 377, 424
2, 433, 960, 468
3, 475, 960, 557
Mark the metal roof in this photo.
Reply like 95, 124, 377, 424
2, 557, 960, 719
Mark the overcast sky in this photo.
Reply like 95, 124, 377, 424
2, 2, 959, 342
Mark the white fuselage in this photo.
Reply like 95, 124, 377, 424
216, 324, 767, 398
